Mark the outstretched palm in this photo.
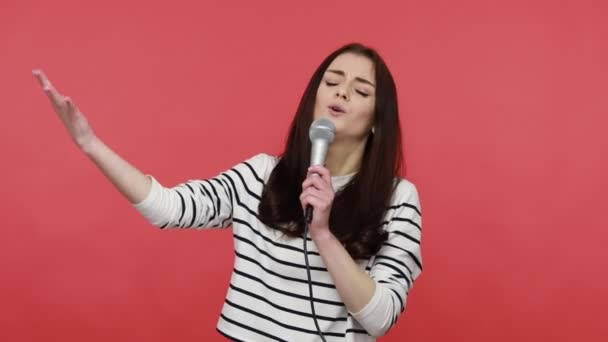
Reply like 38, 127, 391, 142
33, 69, 95, 149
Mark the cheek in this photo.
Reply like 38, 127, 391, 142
314, 87, 333, 109
317, 86, 332, 102
357, 100, 375, 125
315, 87, 326, 105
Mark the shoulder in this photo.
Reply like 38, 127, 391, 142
237, 153, 279, 183
243, 153, 279, 167
389, 177, 422, 213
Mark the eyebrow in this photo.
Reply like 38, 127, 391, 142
326, 69, 375, 88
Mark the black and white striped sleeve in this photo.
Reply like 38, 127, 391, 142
132, 153, 271, 229
132, 171, 235, 229
351, 179, 423, 336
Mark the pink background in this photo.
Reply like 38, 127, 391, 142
1, 0, 607, 340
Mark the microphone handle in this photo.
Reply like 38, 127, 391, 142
305, 204, 313, 224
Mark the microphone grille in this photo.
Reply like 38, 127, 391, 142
309, 118, 336, 142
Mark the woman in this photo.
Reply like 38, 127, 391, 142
33, 43, 422, 341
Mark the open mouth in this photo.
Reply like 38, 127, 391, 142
328, 104, 345, 113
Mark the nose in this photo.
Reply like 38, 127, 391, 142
335, 86, 349, 101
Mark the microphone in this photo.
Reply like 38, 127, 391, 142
305, 118, 336, 223
303, 118, 335, 342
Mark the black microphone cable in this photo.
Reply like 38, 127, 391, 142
304, 205, 328, 342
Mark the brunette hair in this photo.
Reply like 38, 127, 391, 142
258, 43, 403, 259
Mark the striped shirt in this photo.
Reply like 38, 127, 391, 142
134, 153, 423, 341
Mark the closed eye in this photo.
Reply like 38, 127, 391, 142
325, 81, 370, 97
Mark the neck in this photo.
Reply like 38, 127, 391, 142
325, 136, 369, 176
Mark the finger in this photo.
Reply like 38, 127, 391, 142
302, 179, 326, 196
308, 165, 332, 184
64, 97, 84, 121
300, 188, 331, 207
301, 187, 323, 198
299, 192, 319, 211
304, 170, 326, 183
302, 196, 328, 213
65, 96, 77, 110
32, 69, 63, 104
308, 165, 330, 177
299, 192, 309, 210
32, 69, 54, 92
302, 177, 317, 190
64, 96, 75, 115
300, 187, 321, 203
303, 174, 331, 192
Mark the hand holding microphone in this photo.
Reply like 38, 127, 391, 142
300, 118, 336, 230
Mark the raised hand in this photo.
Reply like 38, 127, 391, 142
33, 69, 96, 150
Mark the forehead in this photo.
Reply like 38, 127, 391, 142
326, 52, 375, 80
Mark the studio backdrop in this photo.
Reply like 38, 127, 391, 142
1, 0, 606, 341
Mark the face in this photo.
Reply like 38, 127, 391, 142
313, 52, 376, 141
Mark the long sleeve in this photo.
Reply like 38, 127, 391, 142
132, 154, 271, 229
351, 179, 423, 336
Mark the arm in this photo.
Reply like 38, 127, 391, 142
83, 136, 151, 203
33, 69, 151, 204
310, 229, 377, 309
133, 153, 271, 229
33, 69, 249, 229
350, 181, 422, 336
132, 169, 234, 229
301, 166, 423, 336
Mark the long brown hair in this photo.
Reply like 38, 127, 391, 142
258, 43, 403, 260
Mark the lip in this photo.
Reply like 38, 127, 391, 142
328, 104, 347, 116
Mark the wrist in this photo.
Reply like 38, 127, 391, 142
310, 227, 335, 244
80, 134, 100, 156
